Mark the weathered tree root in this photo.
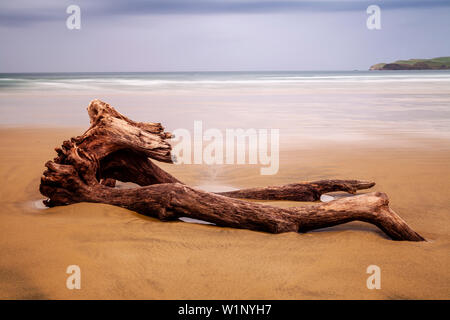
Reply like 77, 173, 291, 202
216, 180, 376, 201
39, 99, 425, 241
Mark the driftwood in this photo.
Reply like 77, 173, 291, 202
39, 100, 425, 241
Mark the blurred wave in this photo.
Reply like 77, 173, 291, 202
1, 70, 450, 91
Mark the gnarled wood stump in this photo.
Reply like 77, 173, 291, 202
39, 99, 425, 241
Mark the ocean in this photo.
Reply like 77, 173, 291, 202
1, 70, 449, 144
2, 70, 450, 90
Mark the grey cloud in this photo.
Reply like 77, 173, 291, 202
1, 0, 450, 26
102, 0, 450, 15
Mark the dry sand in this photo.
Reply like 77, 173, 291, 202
0, 128, 449, 299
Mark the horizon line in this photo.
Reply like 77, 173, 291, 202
0, 69, 377, 74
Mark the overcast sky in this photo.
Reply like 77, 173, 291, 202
1, 0, 449, 72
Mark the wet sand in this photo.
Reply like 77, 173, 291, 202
0, 128, 449, 299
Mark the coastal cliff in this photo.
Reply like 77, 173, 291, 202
370, 56, 450, 70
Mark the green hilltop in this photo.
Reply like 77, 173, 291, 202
370, 56, 450, 70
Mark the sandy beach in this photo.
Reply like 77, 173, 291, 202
0, 127, 448, 299
1, 0, 450, 304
